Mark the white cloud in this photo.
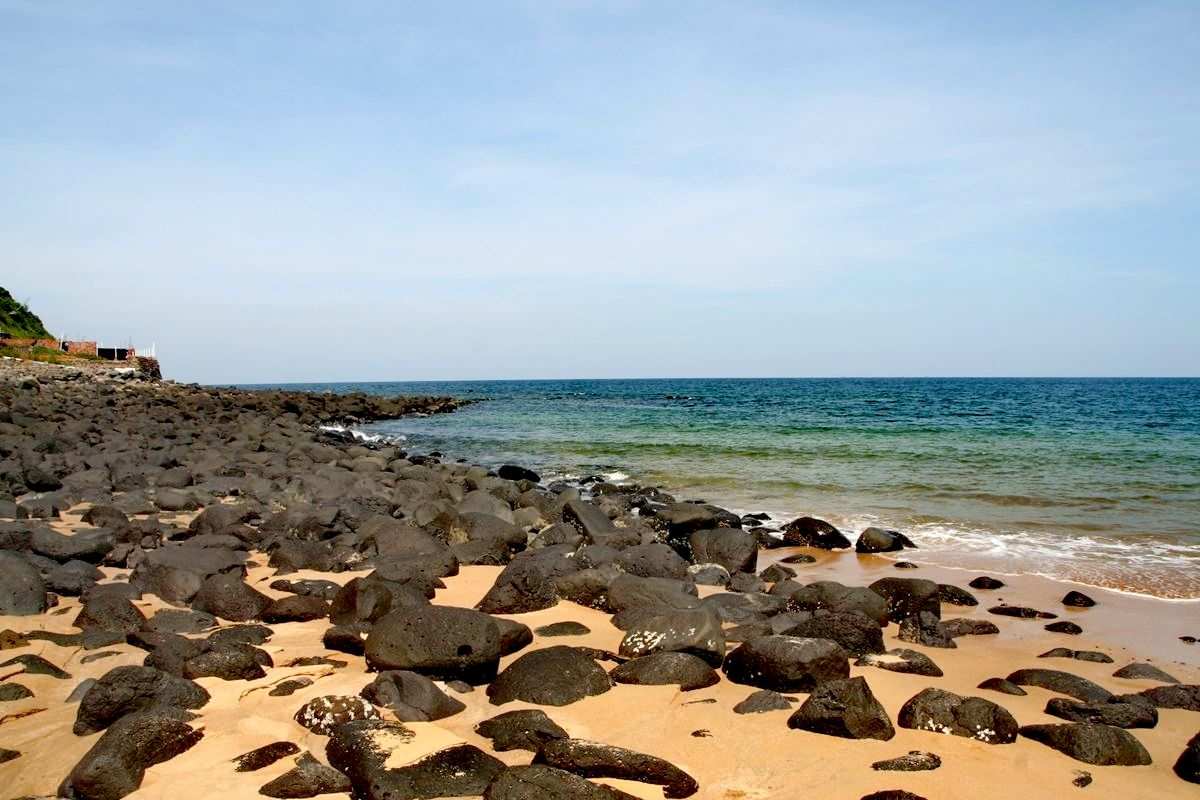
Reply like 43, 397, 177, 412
2, 1, 1197, 380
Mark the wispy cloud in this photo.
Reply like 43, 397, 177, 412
1, 1, 1197, 380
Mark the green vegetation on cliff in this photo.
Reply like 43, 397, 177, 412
0, 286, 53, 339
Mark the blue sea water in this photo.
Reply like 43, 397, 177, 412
248, 378, 1200, 597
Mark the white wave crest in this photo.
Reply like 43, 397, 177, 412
318, 424, 406, 444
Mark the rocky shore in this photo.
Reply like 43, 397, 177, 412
0, 362, 1198, 800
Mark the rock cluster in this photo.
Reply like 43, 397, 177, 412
0, 364, 1192, 799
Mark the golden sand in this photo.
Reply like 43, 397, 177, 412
1, 509, 1197, 799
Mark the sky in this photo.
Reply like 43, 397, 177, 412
2, 1, 1198, 383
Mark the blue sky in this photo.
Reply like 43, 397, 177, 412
2, 1, 1197, 382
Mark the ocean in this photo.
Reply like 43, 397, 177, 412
249, 378, 1200, 599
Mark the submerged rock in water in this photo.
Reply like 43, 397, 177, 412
854, 527, 915, 554
781, 517, 851, 549
498, 464, 540, 483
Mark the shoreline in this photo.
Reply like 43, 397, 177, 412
353, 426, 1200, 603
338, 374, 1199, 604
2, 361, 1198, 799
755, 548, 1200, 668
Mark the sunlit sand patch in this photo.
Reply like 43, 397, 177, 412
378, 722, 464, 769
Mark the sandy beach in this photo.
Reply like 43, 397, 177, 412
1, 363, 1198, 800
3, 517, 1198, 799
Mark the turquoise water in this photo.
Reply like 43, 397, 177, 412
253, 379, 1200, 597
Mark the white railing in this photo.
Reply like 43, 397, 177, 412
96, 343, 156, 359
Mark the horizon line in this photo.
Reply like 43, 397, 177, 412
218, 375, 1200, 386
